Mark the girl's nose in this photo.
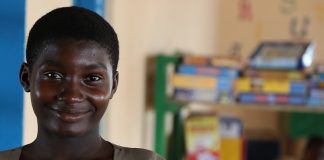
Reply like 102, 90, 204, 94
57, 78, 85, 104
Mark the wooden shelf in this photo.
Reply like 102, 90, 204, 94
173, 100, 324, 113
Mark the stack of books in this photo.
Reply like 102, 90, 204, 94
172, 55, 241, 103
308, 65, 324, 106
235, 69, 308, 105
235, 41, 315, 105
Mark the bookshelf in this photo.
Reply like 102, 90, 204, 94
153, 54, 324, 159
173, 101, 324, 113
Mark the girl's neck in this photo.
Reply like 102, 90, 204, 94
21, 128, 113, 160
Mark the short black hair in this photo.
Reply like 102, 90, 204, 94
26, 6, 119, 73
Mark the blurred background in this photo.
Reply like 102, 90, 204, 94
1, 0, 324, 160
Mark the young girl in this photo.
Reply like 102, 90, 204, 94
0, 6, 164, 160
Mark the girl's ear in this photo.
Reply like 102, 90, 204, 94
20, 63, 31, 92
109, 71, 119, 99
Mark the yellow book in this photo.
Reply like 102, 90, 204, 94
235, 78, 251, 93
235, 78, 291, 94
220, 138, 243, 160
172, 74, 217, 89
220, 116, 243, 160
263, 79, 290, 94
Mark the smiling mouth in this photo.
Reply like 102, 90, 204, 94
50, 108, 91, 123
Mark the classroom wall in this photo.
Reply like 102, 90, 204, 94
102, 0, 220, 148
219, 0, 324, 62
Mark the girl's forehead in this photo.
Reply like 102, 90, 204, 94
45, 39, 107, 52
41, 40, 108, 58
34, 40, 112, 68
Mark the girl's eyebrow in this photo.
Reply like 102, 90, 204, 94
39, 60, 107, 70
83, 63, 107, 70
39, 60, 61, 67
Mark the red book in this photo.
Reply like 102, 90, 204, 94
276, 95, 289, 104
255, 94, 267, 103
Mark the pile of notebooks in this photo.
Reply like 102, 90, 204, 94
172, 55, 241, 103
307, 65, 324, 106
235, 42, 314, 105
235, 69, 308, 105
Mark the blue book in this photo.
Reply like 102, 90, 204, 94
288, 96, 306, 105
308, 98, 323, 106
177, 64, 239, 78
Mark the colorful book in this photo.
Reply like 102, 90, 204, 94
177, 65, 239, 78
239, 93, 306, 105
174, 89, 219, 102
245, 69, 306, 80
307, 88, 324, 106
185, 115, 220, 160
235, 78, 307, 96
172, 74, 217, 89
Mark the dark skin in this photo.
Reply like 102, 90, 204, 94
19, 40, 118, 160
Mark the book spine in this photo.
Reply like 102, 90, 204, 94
250, 57, 298, 70
235, 79, 307, 95
183, 55, 210, 65
172, 74, 217, 89
308, 88, 324, 106
178, 65, 239, 78
245, 70, 305, 80
174, 89, 218, 102
239, 93, 306, 105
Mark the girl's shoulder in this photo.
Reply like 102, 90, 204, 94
0, 144, 166, 160
0, 147, 22, 160
113, 144, 165, 160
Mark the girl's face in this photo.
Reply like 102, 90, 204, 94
20, 40, 118, 137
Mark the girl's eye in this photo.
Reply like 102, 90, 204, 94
43, 72, 63, 80
85, 75, 102, 82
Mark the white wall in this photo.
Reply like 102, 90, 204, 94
219, 0, 324, 62
103, 0, 220, 148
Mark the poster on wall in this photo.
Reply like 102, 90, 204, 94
239, 0, 253, 21
220, 0, 324, 69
